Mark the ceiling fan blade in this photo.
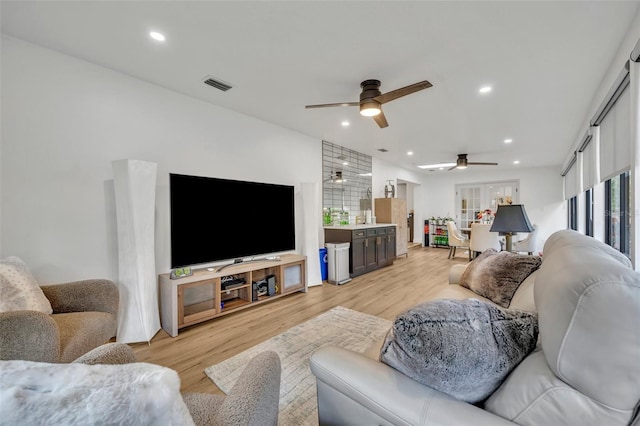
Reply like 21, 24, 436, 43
467, 162, 499, 166
448, 165, 458, 171
374, 80, 433, 104
372, 110, 389, 128
305, 102, 359, 109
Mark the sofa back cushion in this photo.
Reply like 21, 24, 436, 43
536, 230, 640, 410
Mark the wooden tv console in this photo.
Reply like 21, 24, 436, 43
159, 254, 307, 337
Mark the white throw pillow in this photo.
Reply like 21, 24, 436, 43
0, 360, 195, 425
0, 256, 52, 314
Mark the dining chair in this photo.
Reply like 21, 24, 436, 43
446, 221, 471, 260
469, 223, 501, 259
513, 224, 538, 255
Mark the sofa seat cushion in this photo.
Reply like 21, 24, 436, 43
0, 256, 52, 314
380, 298, 538, 403
459, 249, 541, 308
0, 359, 194, 425
437, 284, 496, 305
485, 350, 634, 426
52, 311, 117, 362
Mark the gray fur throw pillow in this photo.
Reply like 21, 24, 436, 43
380, 298, 538, 404
459, 249, 541, 308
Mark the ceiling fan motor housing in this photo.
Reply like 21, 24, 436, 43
360, 80, 382, 102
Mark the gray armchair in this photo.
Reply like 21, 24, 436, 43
75, 343, 282, 426
0, 279, 118, 363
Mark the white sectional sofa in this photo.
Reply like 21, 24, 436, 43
310, 230, 640, 426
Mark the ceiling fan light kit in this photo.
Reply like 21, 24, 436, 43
305, 79, 432, 128
456, 156, 468, 169
359, 100, 381, 116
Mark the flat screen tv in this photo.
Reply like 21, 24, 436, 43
170, 173, 295, 268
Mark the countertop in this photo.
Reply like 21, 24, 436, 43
323, 224, 397, 230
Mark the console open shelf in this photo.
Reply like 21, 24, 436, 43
159, 254, 306, 337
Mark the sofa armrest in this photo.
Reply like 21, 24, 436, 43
310, 346, 517, 426
449, 264, 468, 285
0, 310, 60, 362
73, 342, 137, 365
218, 350, 281, 424
182, 351, 281, 426
41, 279, 118, 316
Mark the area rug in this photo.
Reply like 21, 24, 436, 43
204, 306, 392, 426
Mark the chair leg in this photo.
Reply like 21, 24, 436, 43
452, 247, 457, 258
448, 246, 453, 259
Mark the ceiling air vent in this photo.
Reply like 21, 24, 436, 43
203, 76, 233, 92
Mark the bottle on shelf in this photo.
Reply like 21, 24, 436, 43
323, 208, 332, 225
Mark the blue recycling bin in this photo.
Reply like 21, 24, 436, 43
319, 248, 328, 281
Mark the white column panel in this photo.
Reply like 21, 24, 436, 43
577, 192, 586, 235
593, 181, 606, 243
630, 61, 640, 270
301, 182, 323, 287
113, 159, 160, 343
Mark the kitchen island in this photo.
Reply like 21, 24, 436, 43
324, 224, 397, 278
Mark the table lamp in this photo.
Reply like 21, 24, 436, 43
490, 204, 533, 252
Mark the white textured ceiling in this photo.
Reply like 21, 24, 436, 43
2, 1, 639, 174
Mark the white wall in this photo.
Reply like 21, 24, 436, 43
421, 166, 565, 253
372, 158, 427, 244
1, 36, 322, 283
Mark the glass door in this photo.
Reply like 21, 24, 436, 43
456, 180, 519, 229
458, 186, 482, 229
486, 182, 518, 213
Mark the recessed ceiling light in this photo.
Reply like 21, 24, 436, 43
342, 161, 348, 166
504, 138, 513, 143
149, 31, 166, 42
407, 151, 413, 156
479, 86, 492, 94
341, 121, 350, 127
417, 162, 456, 169
513, 160, 520, 165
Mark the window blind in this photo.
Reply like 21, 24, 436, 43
599, 87, 631, 181
579, 127, 599, 190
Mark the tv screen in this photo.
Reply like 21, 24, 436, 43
170, 173, 295, 268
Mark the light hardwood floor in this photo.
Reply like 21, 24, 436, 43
130, 245, 469, 394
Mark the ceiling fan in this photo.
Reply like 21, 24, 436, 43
305, 79, 432, 128
448, 154, 498, 170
